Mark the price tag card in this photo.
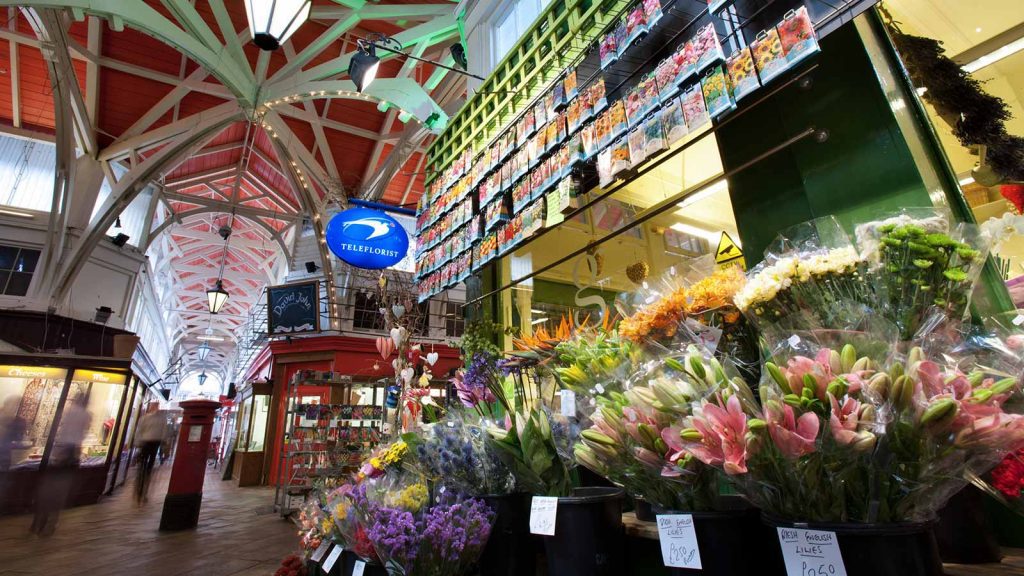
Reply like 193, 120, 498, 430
1013, 314, 1024, 327
310, 542, 330, 563
322, 546, 343, 573
657, 514, 702, 569
352, 560, 366, 576
529, 496, 558, 536
777, 528, 847, 576
560, 389, 576, 418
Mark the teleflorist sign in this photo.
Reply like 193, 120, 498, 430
325, 207, 410, 269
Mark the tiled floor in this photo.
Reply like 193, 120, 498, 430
0, 463, 298, 576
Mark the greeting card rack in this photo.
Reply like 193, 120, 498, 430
274, 372, 386, 515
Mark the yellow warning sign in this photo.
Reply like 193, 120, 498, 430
715, 232, 744, 268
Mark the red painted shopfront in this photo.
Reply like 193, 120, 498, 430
238, 335, 461, 486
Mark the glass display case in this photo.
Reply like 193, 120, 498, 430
0, 355, 134, 513
232, 381, 271, 486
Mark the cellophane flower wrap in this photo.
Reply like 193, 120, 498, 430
357, 473, 496, 576
327, 483, 381, 563
855, 208, 989, 340
297, 497, 328, 553
735, 216, 873, 341
403, 411, 515, 497
617, 257, 758, 376
681, 333, 1024, 522
574, 346, 753, 510
550, 328, 643, 419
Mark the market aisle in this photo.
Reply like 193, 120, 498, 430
0, 464, 297, 576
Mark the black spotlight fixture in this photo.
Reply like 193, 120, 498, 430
349, 41, 381, 92
305, 261, 320, 274
450, 43, 468, 71
94, 306, 113, 324
110, 233, 130, 247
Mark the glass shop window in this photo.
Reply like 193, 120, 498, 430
492, 0, 552, 65
352, 291, 386, 332
0, 245, 40, 296
56, 370, 127, 467
0, 365, 68, 470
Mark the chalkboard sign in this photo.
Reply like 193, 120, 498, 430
267, 281, 320, 335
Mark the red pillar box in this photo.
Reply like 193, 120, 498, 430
159, 399, 221, 531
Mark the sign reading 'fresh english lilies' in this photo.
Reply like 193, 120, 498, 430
325, 207, 410, 269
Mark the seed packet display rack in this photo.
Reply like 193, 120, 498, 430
274, 372, 386, 515
416, 0, 872, 303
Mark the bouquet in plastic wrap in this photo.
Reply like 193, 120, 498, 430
357, 438, 409, 481
402, 412, 515, 497
855, 208, 988, 340
734, 217, 873, 341
325, 483, 381, 563
548, 327, 643, 419
356, 473, 495, 576
297, 497, 329, 553
678, 333, 1024, 522
575, 346, 752, 510
618, 258, 758, 374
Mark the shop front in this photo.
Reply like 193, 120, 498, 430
0, 354, 136, 513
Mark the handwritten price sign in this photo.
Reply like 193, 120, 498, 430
657, 514, 702, 569
777, 528, 847, 576
529, 496, 558, 536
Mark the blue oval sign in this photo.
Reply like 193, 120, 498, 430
325, 208, 410, 269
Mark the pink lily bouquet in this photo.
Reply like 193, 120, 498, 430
678, 341, 1024, 523
575, 348, 755, 511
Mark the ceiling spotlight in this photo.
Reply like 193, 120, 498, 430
218, 225, 232, 240
94, 306, 113, 324
349, 42, 380, 92
206, 280, 230, 314
245, 0, 311, 51
110, 233, 130, 247
450, 43, 468, 71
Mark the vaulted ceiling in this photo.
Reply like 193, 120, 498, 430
0, 0, 467, 384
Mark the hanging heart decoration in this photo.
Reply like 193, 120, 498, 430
400, 367, 415, 384
390, 327, 405, 348
425, 352, 439, 366
375, 336, 395, 360
392, 304, 406, 319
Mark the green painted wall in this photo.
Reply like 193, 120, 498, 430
720, 23, 933, 263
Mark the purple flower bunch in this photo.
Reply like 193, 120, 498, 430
453, 353, 499, 408
364, 496, 495, 576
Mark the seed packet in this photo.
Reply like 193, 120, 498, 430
693, 23, 724, 73
624, 5, 647, 47
726, 47, 760, 101
675, 40, 697, 85
564, 69, 579, 101
707, 0, 728, 13
778, 7, 820, 65
643, 0, 663, 26
644, 113, 666, 157
592, 77, 609, 113
613, 20, 628, 58
580, 123, 597, 158
655, 56, 681, 103
625, 85, 644, 128
524, 108, 537, 137
567, 133, 584, 165
594, 110, 611, 149
660, 97, 688, 145
751, 27, 788, 83
638, 73, 659, 117
545, 121, 559, 153
554, 112, 567, 145
551, 81, 567, 114
628, 127, 647, 168
597, 147, 614, 188
600, 30, 619, 69
526, 135, 541, 167
701, 65, 735, 118
534, 100, 547, 128
608, 100, 628, 139
567, 99, 582, 134
681, 84, 710, 131
610, 137, 631, 179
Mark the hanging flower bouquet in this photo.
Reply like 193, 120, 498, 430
677, 339, 1024, 522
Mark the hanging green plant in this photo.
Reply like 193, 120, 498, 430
880, 7, 1024, 184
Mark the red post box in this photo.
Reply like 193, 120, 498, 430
159, 399, 221, 531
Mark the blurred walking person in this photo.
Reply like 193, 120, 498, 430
135, 402, 165, 504
0, 396, 26, 514
32, 394, 89, 536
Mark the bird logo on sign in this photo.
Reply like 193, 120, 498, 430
341, 218, 394, 240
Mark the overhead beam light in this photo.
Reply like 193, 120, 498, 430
0, 207, 34, 218
197, 335, 226, 342
962, 35, 1024, 74
349, 34, 490, 93
670, 222, 722, 243
245, 0, 311, 51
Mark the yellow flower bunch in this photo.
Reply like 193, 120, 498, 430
386, 482, 429, 511
381, 440, 408, 466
